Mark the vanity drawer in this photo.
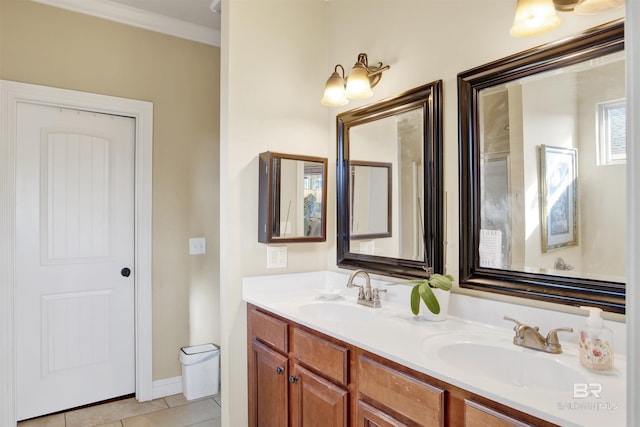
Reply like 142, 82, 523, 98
291, 327, 349, 386
248, 307, 288, 353
464, 400, 533, 427
358, 356, 444, 427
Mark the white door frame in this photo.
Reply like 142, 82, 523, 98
0, 80, 153, 426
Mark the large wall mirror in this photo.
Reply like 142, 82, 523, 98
459, 21, 625, 313
258, 151, 327, 243
337, 81, 443, 278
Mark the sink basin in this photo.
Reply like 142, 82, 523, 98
298, 301, 378, 322
422, 333, 587, 392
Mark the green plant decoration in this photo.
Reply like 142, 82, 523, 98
404, 274, 454, 315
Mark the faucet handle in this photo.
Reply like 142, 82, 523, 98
503, 316, 523, 327
372, 288, 387, 302
546, 327, 573, 344
545, 327, 573, 353
503, 316, 530, 332
504, 316, 540, 332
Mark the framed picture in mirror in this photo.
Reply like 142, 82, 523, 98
539, 145, 578, 253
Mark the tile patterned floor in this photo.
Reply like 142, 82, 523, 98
18, 393, 222, 427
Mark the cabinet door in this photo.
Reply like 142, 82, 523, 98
357, 400, 409, 427
290, 363, 348, 427
249, 339, 289, 427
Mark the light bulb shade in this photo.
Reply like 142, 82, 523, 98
510, 0, 562, 38
552, 0, 580, 11
320, 71, 348, 106
574, 0, 624, 15
345, 63, 373, 99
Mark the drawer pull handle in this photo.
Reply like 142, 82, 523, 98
288, 375, 299, 384
275, 366, 284, 374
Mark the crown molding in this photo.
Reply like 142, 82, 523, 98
31, 0, 221, 47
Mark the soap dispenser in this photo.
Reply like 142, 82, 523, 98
578, 306, 613, 371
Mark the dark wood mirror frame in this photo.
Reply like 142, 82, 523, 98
337, 81, 444, 279
458, 20, 625, 313
258, 151, 328, 243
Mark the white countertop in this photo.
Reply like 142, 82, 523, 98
242, 271, 627, 427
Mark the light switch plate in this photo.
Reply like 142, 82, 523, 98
189, 237, 207, 255
267, 246, 287, 268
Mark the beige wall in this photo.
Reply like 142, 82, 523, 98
222, 1, 624, 425
578, 61, 626, 279
0, 0, 221, 381
221, 1, 329, 425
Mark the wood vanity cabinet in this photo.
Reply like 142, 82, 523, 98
247, 304, 556, 427
248, 305, 349, 427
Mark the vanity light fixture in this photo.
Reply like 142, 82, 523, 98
510, 0, 562, 38
320, 53, 390, 107
511, 0, 625, 38
573, 0, 624, 14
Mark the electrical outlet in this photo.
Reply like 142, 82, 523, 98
189, 237, 207, 255
267, 246, 287, 268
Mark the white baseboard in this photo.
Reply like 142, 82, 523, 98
152, 376, 183, 399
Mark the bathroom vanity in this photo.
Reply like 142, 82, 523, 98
248, 304, 555, 426
243, 271, 626, 427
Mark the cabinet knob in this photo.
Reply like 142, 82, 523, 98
275, 366, 284, 374
288, 375, 299, 384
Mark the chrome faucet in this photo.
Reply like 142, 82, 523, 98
346, 269, 386, 308
504, 316, 573, 354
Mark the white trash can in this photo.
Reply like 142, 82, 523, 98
180, 343, 220, 400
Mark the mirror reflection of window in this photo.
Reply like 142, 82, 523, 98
477, 50, 626, 283
597, 98, 626, 165
303, 161, 324, 237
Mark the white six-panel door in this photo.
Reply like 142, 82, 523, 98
15, 102, 135, 420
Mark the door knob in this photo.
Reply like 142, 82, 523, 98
121, 268, 131, 277
275, 366, 284, 374
288, 375, 299, 384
